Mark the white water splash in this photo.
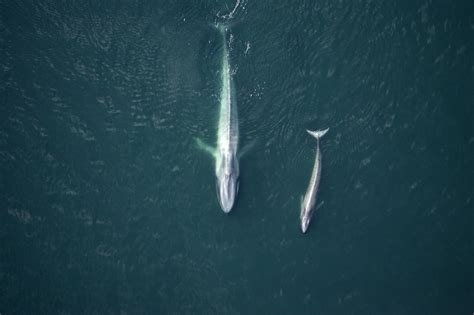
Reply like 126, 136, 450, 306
218, 0, 242, 20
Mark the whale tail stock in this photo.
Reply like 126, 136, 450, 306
215, 22, 229, 34
214, 16, 240, 35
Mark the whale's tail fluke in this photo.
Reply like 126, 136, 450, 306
307, 128, 329, 141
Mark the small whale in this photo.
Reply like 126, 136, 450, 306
196, 24, 239, 213
300, 128, 329, 233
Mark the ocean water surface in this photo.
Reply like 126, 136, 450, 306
0, 1, 473, 314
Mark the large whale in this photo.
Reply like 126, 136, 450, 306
197, 24, 239, 213
300, 128, 329, 233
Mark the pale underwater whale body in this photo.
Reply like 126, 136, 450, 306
196, 24, 240, 213
300, 128, 329, 233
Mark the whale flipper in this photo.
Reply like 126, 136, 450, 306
238, 140, 256, 159
196, 138, 216, 158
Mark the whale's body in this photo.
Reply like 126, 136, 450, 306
197, 25, 239, 213
300, 128, 329, 233
215, 25, 239, 213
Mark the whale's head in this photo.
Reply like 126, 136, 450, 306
216, 153, 239, 213
300, 215, 310, 233
300, 206, 312, 233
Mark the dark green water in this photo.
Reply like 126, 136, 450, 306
1, 1, 473, 314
